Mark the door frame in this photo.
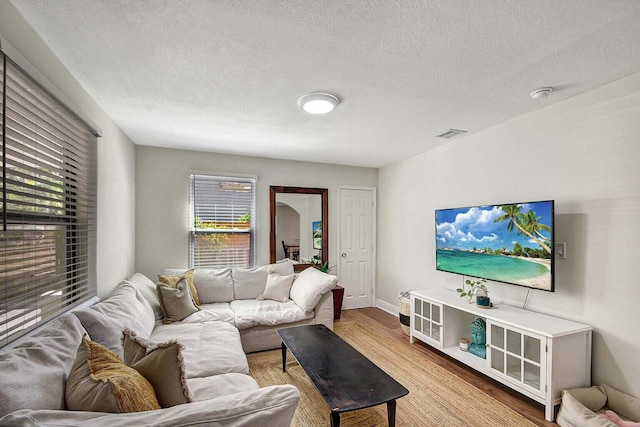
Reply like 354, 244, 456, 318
337, 185, 377, 308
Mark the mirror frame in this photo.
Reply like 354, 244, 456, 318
270, 186, 328, 272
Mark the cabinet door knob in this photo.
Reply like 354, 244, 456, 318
341, 253, 347, 257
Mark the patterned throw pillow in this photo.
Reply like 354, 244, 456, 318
65, 335, 160, 413
158, 269, 200, 306
122, 330, 194, 408
156, 278, 200, 324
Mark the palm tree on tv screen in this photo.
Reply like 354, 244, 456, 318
494, 204, 551, 254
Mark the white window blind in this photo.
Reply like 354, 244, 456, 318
1, 52, 97, 347
190, 174, 256, 268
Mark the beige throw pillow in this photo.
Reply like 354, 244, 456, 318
122, 330, 194, 408
158, 269, 200, 306
65, 335, 160, 413
156, 278, 200, 324
289, 267, 338, 312
258, 271, 295, 302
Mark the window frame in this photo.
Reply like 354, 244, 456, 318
0, 50, 98, 347
189, 173, 256, 269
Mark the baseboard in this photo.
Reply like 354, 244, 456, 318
376, 299, 399, 316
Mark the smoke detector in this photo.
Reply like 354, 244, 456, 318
530, 87, 553, 99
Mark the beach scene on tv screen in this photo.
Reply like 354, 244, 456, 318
436, 201, 553, 291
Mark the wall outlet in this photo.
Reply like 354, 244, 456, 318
555, 242, 566, 259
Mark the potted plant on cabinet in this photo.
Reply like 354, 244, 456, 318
456, 278, 488, 305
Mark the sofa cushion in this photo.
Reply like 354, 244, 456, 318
163, 268, 235, 303
74, 308, 127, 359
151, 321, 249, 378
173, 302, 235, 325
289, 267, 338, 313
158, 269, 200, 306
157, 278, 200, 324
230, 299, 312, 329
65, 336, 160, 413
127, 273, 164, 322
231, 267, 269, 300
186, 373, 259, 401
91, 281, 156, 339
123, 331, 194, 408
0, 313, 85, 417
195, 268, 234, 303
258, 272, 295, 302
232, 259, 294, 300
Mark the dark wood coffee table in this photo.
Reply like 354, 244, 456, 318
276, 324, 408, 427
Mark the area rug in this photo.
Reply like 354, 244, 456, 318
247, 320, 537, 426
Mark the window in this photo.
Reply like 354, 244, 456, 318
1, 51, 98, 347
190, 174, 256, 268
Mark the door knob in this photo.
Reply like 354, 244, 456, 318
341, 253, 347, 257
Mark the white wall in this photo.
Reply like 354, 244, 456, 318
377, 71, 640, 397
0, 2, 137, 298
275, 204, 299, 260
134, 146, 377, 279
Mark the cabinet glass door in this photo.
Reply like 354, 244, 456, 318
412, 298, 442, 345
488, 321, 545, 397
413, 298, 422, 334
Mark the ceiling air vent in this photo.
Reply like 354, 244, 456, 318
437, 129, 468, 139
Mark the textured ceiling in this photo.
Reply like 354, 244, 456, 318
10, 0, 640, 168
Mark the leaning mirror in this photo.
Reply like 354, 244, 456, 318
270, 186, 328, 272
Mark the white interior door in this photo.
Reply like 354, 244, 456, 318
339, 187, 375, 309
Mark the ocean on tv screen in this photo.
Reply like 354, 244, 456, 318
436, 201, 553, 291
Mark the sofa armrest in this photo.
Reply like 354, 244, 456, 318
314, 291, 334, 330
0, 385, 300, 427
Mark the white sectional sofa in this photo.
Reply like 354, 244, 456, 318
158, 259, 335, 353
0, 261, 337, 426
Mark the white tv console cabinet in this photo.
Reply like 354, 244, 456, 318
410, 289, 592, 421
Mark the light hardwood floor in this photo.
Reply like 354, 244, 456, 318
340, 307, 558, 427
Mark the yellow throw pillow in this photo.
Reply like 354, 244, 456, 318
158, 269, 200, 306
65, 335, 160, 413
123, 330, 194, 408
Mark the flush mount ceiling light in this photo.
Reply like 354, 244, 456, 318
530, 87, 553, 99
298, 92, 339, 114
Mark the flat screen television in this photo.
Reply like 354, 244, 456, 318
436, 200, 554, 292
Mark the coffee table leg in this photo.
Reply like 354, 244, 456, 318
281, 342, 287, 372
387, 400, 396, 427
330, 411, 340, 427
